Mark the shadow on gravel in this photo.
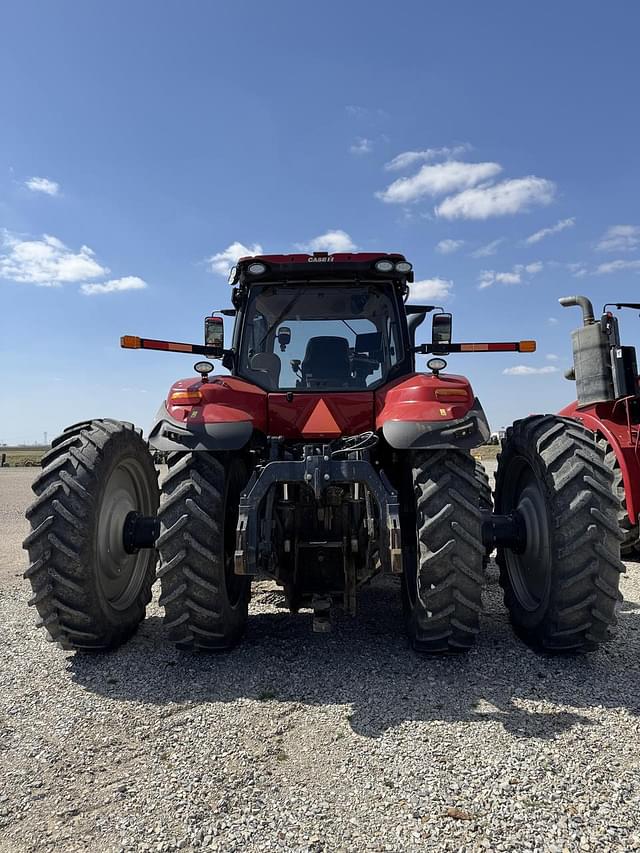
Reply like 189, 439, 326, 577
68, 574, 640, 740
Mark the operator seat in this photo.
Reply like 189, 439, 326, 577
250, 352, 282, 389
302, 336, 351, 387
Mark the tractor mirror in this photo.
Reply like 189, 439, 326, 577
204, 315, 224, 356
277, 326, 291, 351
432, 312, 452, 354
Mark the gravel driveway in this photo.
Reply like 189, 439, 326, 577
1, 467, 639, 852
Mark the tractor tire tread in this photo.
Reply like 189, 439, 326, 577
157, 452, 248, 651
496, 415, 624, 653
408, 450, 484, 654
23, 419, 158, 650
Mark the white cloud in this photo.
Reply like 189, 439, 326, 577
479, 270, 521, 289
345, 105, 388, 121
409, 277, 453, 302
377, 160, 502, 204
548, 317, 559, 325
0, 231, 108, 285
435, 238, 464, 254
81, 276, 147, 296
384, 144, 472, 171
437, 177, 556, 220
594, 259, 640, 275
350, 137, 373, 155
25, 176, 60, 196
298, 229, 357, 254
207, 240, 263, 276
525, 217, 575, 245
503, 365, 559, 376
595, 225, 640, 252
471, 238, 504, 258
478, 262, 543, 290
567, 262, 589, 278
546, 353, 559, 361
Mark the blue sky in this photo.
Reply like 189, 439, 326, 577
1, 1, 639, 445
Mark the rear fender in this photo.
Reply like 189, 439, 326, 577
149, 375, 267, 452
375, 372, 490, 450
560, 400, 640, 524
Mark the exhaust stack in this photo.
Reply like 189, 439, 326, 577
560, 295, 615, 407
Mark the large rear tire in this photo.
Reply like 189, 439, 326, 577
597, 437, 639, 557
157, 452, 250, 651
23, 420, 159, 651
401, 450, 485, 653
495, 415, 624, 653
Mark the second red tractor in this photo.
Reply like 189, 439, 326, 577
559, 294, 640, 556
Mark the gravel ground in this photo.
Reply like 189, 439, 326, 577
1, 466, 640, 852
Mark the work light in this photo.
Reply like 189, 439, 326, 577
374, 259, 394, 273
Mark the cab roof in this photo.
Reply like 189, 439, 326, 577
229, 252, 414, 286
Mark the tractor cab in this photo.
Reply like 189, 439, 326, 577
228, 252, 415, 390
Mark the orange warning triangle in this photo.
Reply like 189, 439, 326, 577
301, 398, 342, 436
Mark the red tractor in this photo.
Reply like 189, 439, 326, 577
24, 254, 623, 655
558, 294, 640, 556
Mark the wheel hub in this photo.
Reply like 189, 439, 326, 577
504, 465, 552, 612
96, 460, 155, 611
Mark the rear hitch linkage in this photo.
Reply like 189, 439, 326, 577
234, 444, 402, 576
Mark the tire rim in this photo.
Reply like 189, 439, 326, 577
96, 458, 154, 610
501, 456, 551, 612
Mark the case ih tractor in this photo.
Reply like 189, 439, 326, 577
558, 294, 640, 556
24, 254, 623, 655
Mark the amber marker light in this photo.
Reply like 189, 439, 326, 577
121, 335, 142, 348
435, 388, 468, 400
519, 340, 537, 352
169, 390, 203, 405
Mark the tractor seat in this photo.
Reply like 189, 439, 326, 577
302, 336, 351, 386
250, 352, 282, 389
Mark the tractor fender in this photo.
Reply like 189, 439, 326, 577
559, 400, 640, 524
375, 372, 490, 450
148, 375, 267, 452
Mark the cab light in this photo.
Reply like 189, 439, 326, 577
435, 388, 469, 400
248, 262, 267, 275
170, 390, 203, 405
374, 259, 395, 273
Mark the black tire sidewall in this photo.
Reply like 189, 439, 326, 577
495, 444, 553, 630
79, 429, 158, 637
